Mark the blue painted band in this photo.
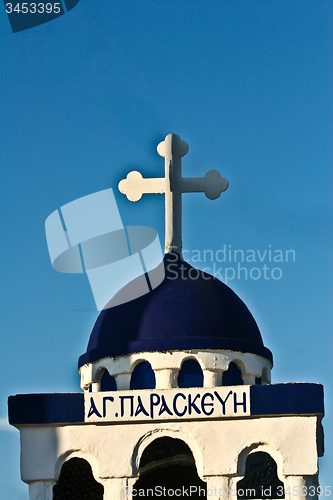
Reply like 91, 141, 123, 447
8, 393, 84, 425
250, 383, 324, 416
8, 383, 323, 425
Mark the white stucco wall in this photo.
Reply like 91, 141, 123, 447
17, 414, 320, 500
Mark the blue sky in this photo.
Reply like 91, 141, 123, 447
0, 0, 332, 496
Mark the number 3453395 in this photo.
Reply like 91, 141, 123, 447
5, 3, 62, 14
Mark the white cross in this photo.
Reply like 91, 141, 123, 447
118, 133, 229, 254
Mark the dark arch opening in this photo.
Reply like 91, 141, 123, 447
100, 370, 117, 391
222, 362, 243, 386
178, 359, 203, 388
53, 457, 104, 499
134, 437, 206, 500
130, 361, 156, 390
262, 367, 269, 385
237, 452, 285, 499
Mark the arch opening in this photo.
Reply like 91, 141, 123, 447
237, 452, 284, 499
222, 361, 243, 386
178, 359, 204, 388
134, 437, 206, 500
130, 361, 156, 390
53, 457, 104, 499
262, 367, 270, 385
100, 369, 117, 391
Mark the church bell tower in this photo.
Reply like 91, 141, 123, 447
8, 134, 324, 500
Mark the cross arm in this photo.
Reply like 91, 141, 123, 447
180, 170, 229, 200
118, 171, 166, 202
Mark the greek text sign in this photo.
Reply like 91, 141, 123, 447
84, 387, 250, 423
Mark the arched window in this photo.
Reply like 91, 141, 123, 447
100, 369, 117, 391
262, 367, 270, 385
222, 361, 243, 386
134, 437, 206, 500
130, 361, 156, 390
53, 457, 104, 499
178, 359, 203, 388
237, 452, 284, 499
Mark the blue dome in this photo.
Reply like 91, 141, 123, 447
79, 253, 273, 367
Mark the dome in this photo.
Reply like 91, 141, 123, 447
78, 253, 273, 367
